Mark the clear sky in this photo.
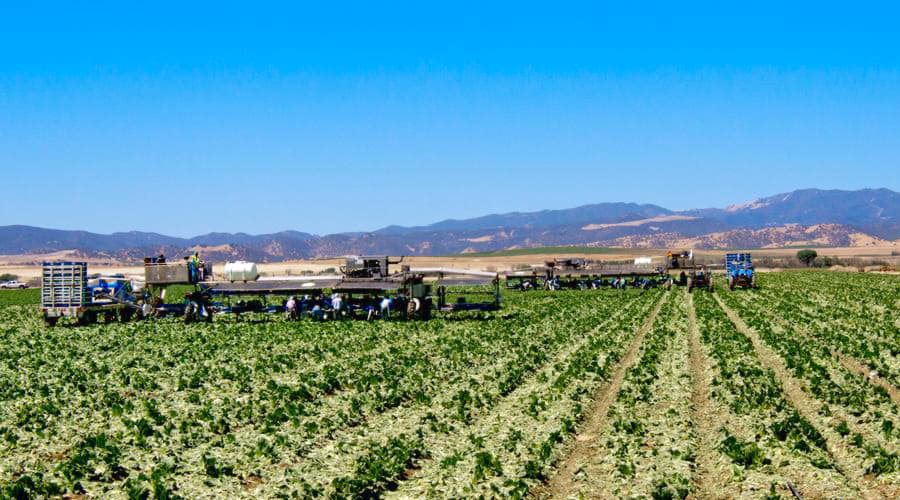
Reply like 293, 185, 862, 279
2, 1, 898, 237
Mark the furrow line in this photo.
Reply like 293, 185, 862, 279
713, 294, 879, 500
539, 292, 667, 499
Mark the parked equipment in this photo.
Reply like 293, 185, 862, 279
41, 262, 139, 326
725, 253, 756, 290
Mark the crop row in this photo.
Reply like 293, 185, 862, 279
717, 287, 900, 486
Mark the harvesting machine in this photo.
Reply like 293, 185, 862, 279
199, 255, 501, 321
725, 253, 756, 290
503, 258, 665, 290
665, 250, 713, 292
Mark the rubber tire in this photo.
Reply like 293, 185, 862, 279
184, 304, 196, 324
78, 313, 96, 326
406, 299, 419, 319
43, 316, 58, 327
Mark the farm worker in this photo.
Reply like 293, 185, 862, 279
285, 296, 298, 321
191, 253, 202, 281
380, 296, 393, 320
310, 304, 323, 321
183, 256, 196, 282
331, 293, 344, 320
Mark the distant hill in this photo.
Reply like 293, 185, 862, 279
375, 202, 672, 234
1, 188, 897, 262
684, 188, 900, 238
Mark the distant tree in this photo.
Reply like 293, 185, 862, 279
796, 249, 818, 267
0, 273, 17, 282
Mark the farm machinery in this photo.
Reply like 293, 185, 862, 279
40, 255, 501, 326
196, 255, 501, 321
40, 262, 142, 326
665, 250, 713, 292
504, 258, 665, 290
725, 253, 757, 290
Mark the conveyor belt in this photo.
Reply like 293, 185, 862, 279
437, 278, 495, 286
332, 281, 402, 292
205, 279, 340, 295
553, 269, 662, 277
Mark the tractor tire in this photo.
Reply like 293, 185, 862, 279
665, 280, 672, 290
120, 308, 134, 323
77, 312, 96, 326
184, 304, 196, 324
43, 316, 58, 328
407, 298, 420, 320
728, 276, 735, 291
751, 275, 757, 289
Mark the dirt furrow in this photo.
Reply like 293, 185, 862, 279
713, 294, 879, 500
743, 292, 900, 406
537, 293, 667, 499
686, 292, 732, 499
838, 356, 900, 406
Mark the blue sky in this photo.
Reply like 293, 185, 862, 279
2, 1, 898, 236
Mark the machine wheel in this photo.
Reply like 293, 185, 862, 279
751, 275, 757, 289
78, 312, 96, 326
43, 316, 58, 327
728, 276, 735, 291
120, 308, 134, 323
687, 277, 693, 292
184, 303, 196, 324
407, 298, 420, 320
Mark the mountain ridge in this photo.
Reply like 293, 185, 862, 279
1, 188, 897, 262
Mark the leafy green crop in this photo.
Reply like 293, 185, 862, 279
1, 271, 898, 497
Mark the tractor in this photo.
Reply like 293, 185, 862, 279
725, 253, 756, 290
665, 250, 713, 293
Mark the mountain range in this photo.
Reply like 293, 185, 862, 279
1, 188, 898, 262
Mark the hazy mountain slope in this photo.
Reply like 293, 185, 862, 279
685, 188, 899, 231
1, 188, 897, 261
375, 202, 673, 234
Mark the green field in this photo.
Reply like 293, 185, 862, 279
0, 288, 39, 307
1, 273, 898, 498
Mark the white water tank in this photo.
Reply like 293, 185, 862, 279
224, 261, 259, 282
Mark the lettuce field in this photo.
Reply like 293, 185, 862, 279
1, 272, 898, 498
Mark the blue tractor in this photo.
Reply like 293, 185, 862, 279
725, 253, 756, 290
